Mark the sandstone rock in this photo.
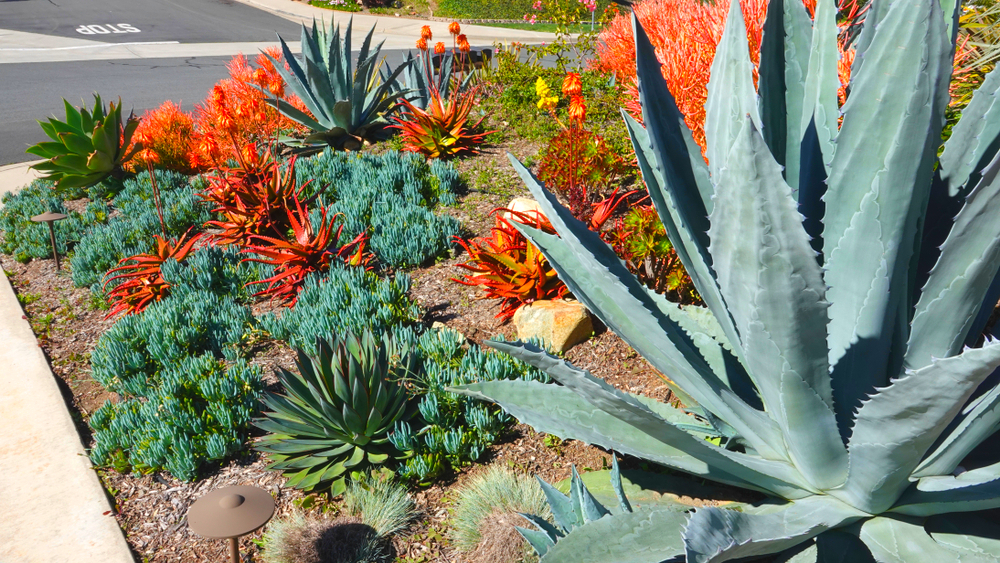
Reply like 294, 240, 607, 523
502, 197, 545, 223
512, 299, 593, 353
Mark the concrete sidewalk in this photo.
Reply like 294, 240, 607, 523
234, 0, 556, 44
0, 167, 133, 563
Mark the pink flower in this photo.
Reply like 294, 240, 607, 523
532, 0, 542, 8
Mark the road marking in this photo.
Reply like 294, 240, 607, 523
0, 41, 179, 51
76, 24, 142, 35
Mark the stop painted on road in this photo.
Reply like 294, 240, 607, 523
76, 24, 141, 35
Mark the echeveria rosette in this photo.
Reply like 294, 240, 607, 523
451, 0, 1000, 560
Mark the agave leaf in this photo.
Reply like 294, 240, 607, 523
538, 476, 580, 531
683, 497, 866, 563
799, 0, 839, 170
822, 0, 951, 433
939, 65, 1000, 197
926, 513, 1000, 557
303, 42, 338, 117
540, 506, 689, 563
890, 460, 1000, 516
906, 151, 1000, 370
50, 153, 89, 171
57, 131, 94, 155
268, 33, 328, 124
837, 338, 1000, 513
517, 524, 557, 557
913, 374, 1000, 478
25, 141, 69, 159
466, 345, 812, 497
704, 0, 762, 182
757, 0, 812, 189
798, 118, 828, 255
610, 456, 633, 513
630, 10, 712, 216
571, 466, 610, 524
775, 530, 878, 563
86, 150, 113, 172
455, 380, 801, 495
62, 99, 83, 132
623, 113, 744, 368
91, 124, 114, 157
708, 119, 845, 489
506, 156, 786, 459
859, 516, 999, 563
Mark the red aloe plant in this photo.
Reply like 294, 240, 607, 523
453, 191, 634, 321
245, 196, 369, 305
102, 231, 202, 318
453, 209, 568, 321
393, 88, 495, 159
201, 145, 309, 246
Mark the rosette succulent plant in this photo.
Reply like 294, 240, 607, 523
27, 95, 140, 192
455, 0, 1000, 560
262, 18, 410, 151
255, 331, 416, 496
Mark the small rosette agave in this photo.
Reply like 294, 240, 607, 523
454, 0, 1000, 560
255, 331, 417, 496
27, 94, 140, 191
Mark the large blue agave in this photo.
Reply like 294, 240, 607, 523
454, 0, 1000, 559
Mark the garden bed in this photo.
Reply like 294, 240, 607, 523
0, 159, 676, 562
0, 15, 725, 562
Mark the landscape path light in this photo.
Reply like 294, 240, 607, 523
187, 485, 275, 563
29, 211, 67, 270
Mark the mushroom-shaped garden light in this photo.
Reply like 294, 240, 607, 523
187, 485, 275, 563
29, 211, 67, 270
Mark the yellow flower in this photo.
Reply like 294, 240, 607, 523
537, 95, 559, 111
535, 77, 552, 99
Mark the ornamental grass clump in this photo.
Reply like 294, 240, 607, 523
455, 0, 1000, 558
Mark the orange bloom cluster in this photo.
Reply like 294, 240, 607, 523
562, 73, 586, 125
456, 34, 471, 53
594, 0, 769, 153
194, 47, 309, 165
128, 101, 206, 175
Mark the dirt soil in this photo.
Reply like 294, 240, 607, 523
0, 134, 701, 563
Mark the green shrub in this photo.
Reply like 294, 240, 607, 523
294, 150, 461, 267
90, 288, 254, 396
70, 170, 210, 289
450, 467, 549, 556
259, 265, 421, 352
390, 330, 550, 483
0, 179, 110, 262
89, 354, 262, 481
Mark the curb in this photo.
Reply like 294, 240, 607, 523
0, 168, 135, 563
0, 161, 42, 201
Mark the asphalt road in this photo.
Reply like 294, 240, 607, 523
1, 0, 301, 43
0, 49, 419, 165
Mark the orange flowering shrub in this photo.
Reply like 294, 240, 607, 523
194, 47, 309, 165
594, 0, 768, 152
128, 101, 206, 175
